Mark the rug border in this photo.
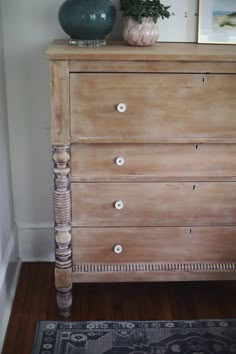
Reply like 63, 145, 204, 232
31, 319, 236, 354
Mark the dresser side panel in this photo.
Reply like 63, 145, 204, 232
50, 60, 70, 145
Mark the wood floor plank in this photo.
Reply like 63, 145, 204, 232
2, 262, 236, 354
2, 263, 30, 354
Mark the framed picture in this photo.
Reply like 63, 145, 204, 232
198, 0, 236, 44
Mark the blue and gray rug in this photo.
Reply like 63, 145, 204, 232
31, 320, 236, 354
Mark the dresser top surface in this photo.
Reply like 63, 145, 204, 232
46, 40, 236, 61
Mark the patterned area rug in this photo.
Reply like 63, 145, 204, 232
31, 320, 236, 354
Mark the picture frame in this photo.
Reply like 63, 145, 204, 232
198, 0, 236, 44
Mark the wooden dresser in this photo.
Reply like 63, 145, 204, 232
46, 41, 236, 317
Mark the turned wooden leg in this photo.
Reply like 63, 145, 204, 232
55, 227, 72, 318
56, 285, 72, 318
53, 145, 72, 318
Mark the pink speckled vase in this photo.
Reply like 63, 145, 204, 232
123, 16, 159, 46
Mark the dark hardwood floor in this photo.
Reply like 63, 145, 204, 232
2, 262, 236, 353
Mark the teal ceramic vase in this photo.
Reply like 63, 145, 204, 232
58, 0, 116, 46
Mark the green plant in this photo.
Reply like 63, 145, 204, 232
120, 0, 171, 24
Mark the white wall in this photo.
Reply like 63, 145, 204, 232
0, 3, 14, 270
1, 0, 198, 261
0, 1, 20, 350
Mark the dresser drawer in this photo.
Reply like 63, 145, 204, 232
71, 182, 236, 227
71, 143, 236, 181
70, 73, 236, 140
72, 227, 236, 264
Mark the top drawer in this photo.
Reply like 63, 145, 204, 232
70, 73, 236, 141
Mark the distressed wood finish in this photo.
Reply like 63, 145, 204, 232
72, 227, 236, 264
46, 40, 236, 61
69, 60, 236, 73
53, 145, 72, 317
47, 42, 236, 317
72, 182, 236, 227
73, 262, 236, 274
71, 137, 236, 144
72, 269, 236, 283
71, 143, 236, 182
50, 61, 70, 145
70, 73, 236, 140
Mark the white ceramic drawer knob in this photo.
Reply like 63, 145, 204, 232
117, 103, 127, 113
114, 244, 123, 254
115, 200, 124, 210
115, 157, 125, 166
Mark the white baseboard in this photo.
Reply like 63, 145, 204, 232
0, 224, 21, 353
17, 223, 55, 262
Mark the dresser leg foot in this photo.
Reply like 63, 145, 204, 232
56, 286, 72, 318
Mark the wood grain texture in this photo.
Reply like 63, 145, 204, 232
72, 269, 236, 283
53, 145, 72, 317
72, 227, 236, 264
72, 182, 236, 227
70, 73, 236, 140
70, 137, 236, 144
50, 61, 70, 145
46, 41, 236, 61
3, 263, 236, 354
71, 143, 236, 182
70, 60, 236, 73
47, 43, 236, 316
